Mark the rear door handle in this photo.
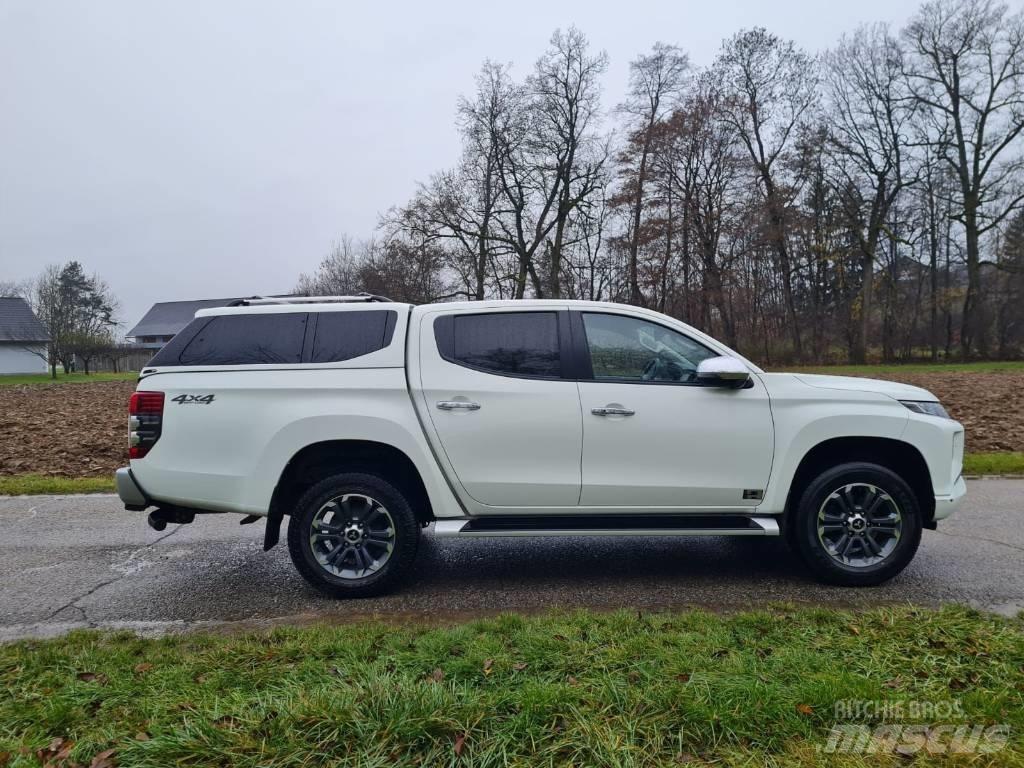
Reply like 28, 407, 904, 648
592, 406, 635, 416
436, 400, 481, 411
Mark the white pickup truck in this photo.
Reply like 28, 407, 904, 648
116, 296, 966, 596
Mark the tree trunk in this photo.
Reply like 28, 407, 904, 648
961, 199, 981, 361
627, 128, 654, 307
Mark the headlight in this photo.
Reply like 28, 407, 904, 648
900, 400, 950, 419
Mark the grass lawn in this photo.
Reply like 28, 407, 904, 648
963, 452, 1024, 476
0, 606, 1020, 766
0, 371, 137, 387
776, 360, 1024, 375
0, 475, 116, 495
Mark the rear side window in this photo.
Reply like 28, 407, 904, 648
311, 310, 397, 363
178, 313, 308, 365
435, 312, 561, 378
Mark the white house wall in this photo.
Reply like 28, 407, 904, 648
0, 343, 47, 374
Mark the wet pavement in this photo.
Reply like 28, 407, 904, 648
1, 478, 1021, 640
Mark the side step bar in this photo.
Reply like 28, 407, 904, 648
433, 514, 780, 538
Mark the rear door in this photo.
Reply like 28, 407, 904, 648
416, 308, 583, 509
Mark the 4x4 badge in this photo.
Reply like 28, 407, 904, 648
171, 394, 215, 405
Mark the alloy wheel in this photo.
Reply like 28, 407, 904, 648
309, 493, 396, 579
816, 483, 903, 568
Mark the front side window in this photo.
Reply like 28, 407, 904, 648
178, 312, 307, 365
581, 312, 716, 383
436, 312, 561, 378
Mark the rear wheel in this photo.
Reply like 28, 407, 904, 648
793, 462, 922, 586
287, 472, 419, 598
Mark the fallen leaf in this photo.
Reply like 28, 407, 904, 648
513, 662, 528, 671
89, 747, 117, 768
567, 676, 579, 686
36, 737, 74, 764
453, 733, 466, 756
482, 659, 493, 676
134, 732, 150, 742
676, 673, 691, 683
428, 668, 444, 683
796, 704, 814, 716
133, 663, 153, 674
849, 625, 861, 636
76, 672, 107, 684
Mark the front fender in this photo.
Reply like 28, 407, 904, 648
758, 394, 910, 514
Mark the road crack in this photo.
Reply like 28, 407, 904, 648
45, 526, 183, 624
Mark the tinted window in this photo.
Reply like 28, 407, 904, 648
437, 312, 561, 378
582, 313, 715, 383
178, 313, 308, 365
146, 317, 212, 367
311, 310, 396, 363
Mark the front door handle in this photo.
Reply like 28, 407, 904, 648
437, 400, 481, 411
592, 406, 635, 416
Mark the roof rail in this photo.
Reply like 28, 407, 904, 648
228, 293, 394, 307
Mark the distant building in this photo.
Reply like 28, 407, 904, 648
127, 298, 241, 350
0, 297, 49, 374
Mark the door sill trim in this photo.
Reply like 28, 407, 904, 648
433, 515, 779, 537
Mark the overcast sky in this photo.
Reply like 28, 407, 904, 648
1, 0, 926, 330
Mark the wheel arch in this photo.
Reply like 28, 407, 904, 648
783, 436, 936, 530
264, 439, 434, 550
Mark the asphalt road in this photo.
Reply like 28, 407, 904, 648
2, 479, 1022, 640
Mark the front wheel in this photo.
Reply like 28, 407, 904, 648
287, 472, 420, 598
792, 462, 922, 586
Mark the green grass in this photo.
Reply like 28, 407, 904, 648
0, 371, 137, 387
963, 452, 1024, 476
0, 606, 1021, 767
0, 475, 115, 495
775, 360, 1024, 375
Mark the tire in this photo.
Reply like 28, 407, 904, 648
792, 462, 922, 586
287, 472, 420, 598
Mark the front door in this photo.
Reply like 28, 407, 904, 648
417, 308, 582, 509
575, 311, 774, 509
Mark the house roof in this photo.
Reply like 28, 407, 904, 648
127, 298, 242, 338
0, 297, 49, 343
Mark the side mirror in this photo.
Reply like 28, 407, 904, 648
696, 356, 751, 388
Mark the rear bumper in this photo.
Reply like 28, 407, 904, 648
115, 467, 150, 510
933, 474, 966, 522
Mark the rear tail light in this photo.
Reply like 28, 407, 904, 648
129, 391, 164, 459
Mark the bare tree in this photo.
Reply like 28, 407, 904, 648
0, 280, 31, 299
529, 27, 609, 298
826, 23, 917, 363
715, 28, 818, 359
618, 43, 689, 306
904, 0, 1024, 357
295, 237, 363, 296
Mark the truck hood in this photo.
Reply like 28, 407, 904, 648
789, 373, 937, 401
